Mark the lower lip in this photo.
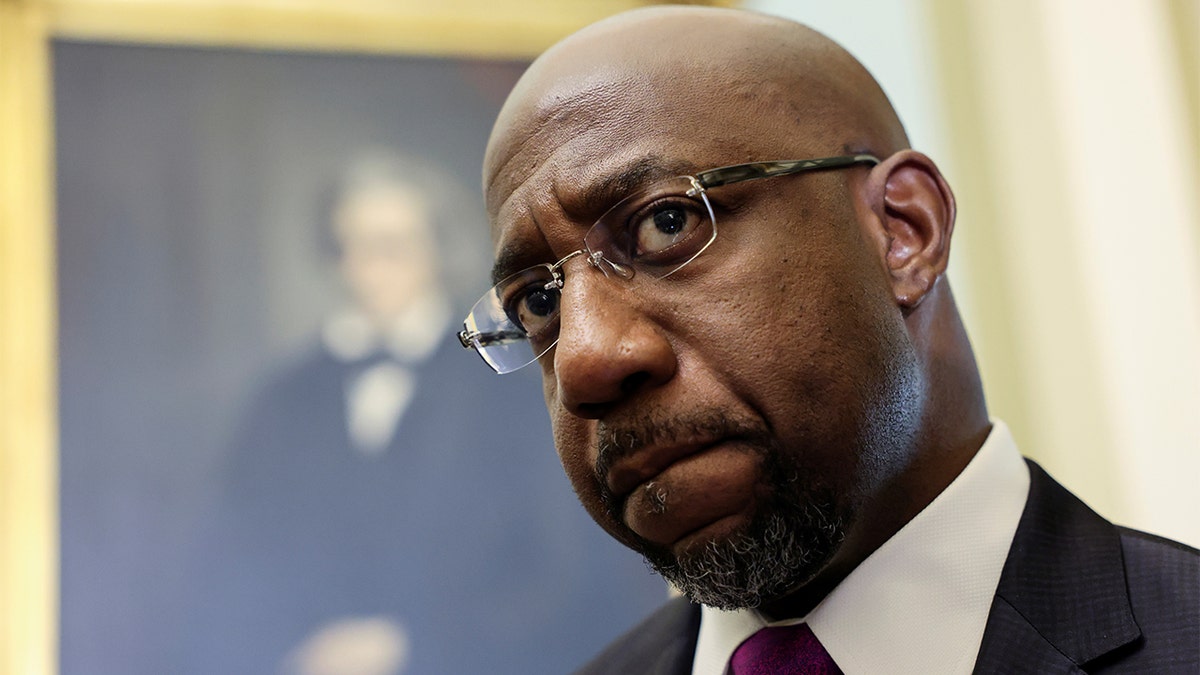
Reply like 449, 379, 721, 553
621, 443, 761, 553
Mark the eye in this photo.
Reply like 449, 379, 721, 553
630, 199, 708, 260
504, 283, 561, 339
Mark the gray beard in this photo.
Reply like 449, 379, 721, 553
639, 476, 845, 610
596, 413, 848, 611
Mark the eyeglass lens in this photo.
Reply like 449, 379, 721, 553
464, 176, 717, 373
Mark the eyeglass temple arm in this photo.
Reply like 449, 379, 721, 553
695, 154, 880, 189
458, 328, 526, 350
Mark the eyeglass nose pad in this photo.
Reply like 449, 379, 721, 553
587, 250, 635, 279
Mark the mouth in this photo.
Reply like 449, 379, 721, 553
604, 438, 762, 553
605, 439, 716, 501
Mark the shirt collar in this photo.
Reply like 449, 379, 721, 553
322, 293, 450, 365
691, 420, 1030, 675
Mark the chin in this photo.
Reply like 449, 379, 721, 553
635, 485, 847, 611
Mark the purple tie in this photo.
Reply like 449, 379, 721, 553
730, 624, 844, 675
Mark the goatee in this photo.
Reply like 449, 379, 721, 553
596, 412, 847, 610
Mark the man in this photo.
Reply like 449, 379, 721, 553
458, 6, 1198, 675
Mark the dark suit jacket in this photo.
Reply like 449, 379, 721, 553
576, 461, 1200, 674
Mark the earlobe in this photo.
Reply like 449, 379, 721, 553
873, 150, 956, 308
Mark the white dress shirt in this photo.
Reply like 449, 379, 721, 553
322, 295, 449, 455
691, 420, 1030, 675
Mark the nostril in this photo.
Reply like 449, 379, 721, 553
576, 401, 610, 419
620, 371, 652, 395
567, 372, 651, 418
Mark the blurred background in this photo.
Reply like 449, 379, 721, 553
2, 1, 1196, 674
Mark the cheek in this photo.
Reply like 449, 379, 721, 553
686, 216, 910, 472
683, 234, 844, 393
543, 378, 609, 518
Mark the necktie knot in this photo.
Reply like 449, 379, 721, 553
730, 624, 843, 675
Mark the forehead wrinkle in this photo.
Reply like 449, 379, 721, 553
553, 155, 695, 221
485, 74, 650, 218
485, 125, 544, 219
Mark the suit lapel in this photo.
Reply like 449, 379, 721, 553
646, 599, 701, 675
974, 461, 1141, 673
574, 597, 700, 675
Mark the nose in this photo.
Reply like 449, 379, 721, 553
552, 263, 677, 418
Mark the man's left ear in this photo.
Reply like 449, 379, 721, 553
866, 150, 956, 309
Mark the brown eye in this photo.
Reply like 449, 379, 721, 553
505, 284, 561, 338
632, 201, 705, 258
583, 175, 716, 279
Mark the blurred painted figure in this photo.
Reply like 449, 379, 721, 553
189, 153, 664, 675
321, 157, 451, 455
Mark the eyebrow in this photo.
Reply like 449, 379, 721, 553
490, 156, 694, 284
491, 234, 541, 286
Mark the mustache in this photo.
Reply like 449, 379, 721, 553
594, 410, 770, 514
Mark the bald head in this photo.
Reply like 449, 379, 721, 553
485, 6, 908, 220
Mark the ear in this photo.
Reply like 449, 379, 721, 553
866, 150, 956, 309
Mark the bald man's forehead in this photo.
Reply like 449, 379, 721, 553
485, 72, 670, 218
483, 9, 798, 199
483, 6, 908, 244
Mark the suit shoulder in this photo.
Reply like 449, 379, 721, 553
984, 462, 1198, 672
1116, 526, 1199, 559
574, 597, 701, 675
1117, 528, 1198, 630
1116, 525, 1199, 604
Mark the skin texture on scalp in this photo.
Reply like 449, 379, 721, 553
484, 6, 990, 617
